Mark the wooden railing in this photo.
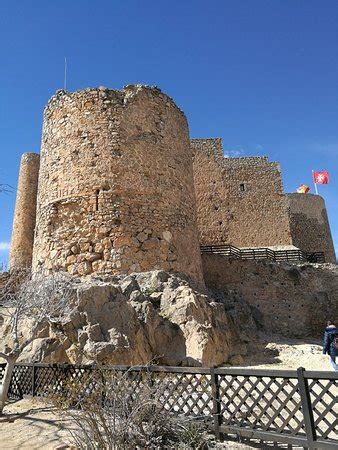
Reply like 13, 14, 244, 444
0, 363, 337, 448
200, 244, 326, 263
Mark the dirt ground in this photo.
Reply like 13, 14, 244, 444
0, 398, 310, 450
0, 398, 255, 449
0, 338, 335, 449
240, 334, 332, 371
0, 398, 73, 449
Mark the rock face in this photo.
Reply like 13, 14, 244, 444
0, 271, 246, 366
202, 254, 338, 338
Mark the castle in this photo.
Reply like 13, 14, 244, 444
192, 138, 336, 262
9, 85, 336, 281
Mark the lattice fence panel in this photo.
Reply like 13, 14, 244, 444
308, 377, 338, 441
34, 366, 98, 397
102, 369, 154, 407
218, 374, 305, 436
9, 365, 33, 398
1, 362, 337, 448
31, 367, 214, 418
149, 372, 213, 417
0, 363, 5, 381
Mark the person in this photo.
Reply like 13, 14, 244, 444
323, 321, 338, 371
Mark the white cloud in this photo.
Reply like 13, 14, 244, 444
223, 148, 245, 158
0, 242, 10, 251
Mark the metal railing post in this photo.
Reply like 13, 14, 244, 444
210, 367, 221, 440
31, 363, 36, 397
297, 367, 317, 449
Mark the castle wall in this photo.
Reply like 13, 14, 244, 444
191, 139, 293, 248
9, 153, 40, 270
32, 86, 203, 284
202, 254, 338, 337
287, 193, 336, 263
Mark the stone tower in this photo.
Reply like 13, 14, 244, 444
32, 86, 203, 284
9, 152, 40, 270
287, 193, 336, 263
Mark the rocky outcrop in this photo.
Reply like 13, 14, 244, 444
202, 254, 338, 338
0, 270, 246, 366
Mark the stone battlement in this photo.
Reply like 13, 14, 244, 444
45, 85, 187, 119
191, 138, 274, 166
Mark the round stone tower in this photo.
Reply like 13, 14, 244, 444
32, 85, 204, 284
10, 152, 40, 270
287, 193, 336, 263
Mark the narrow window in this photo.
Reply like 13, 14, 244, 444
95, 190, 99, 211
240, 183, 245, 192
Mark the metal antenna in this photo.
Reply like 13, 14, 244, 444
64, 57, 67, 91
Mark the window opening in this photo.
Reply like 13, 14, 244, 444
95, 190, 99, 211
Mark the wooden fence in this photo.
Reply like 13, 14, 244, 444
0, 363, 337, 449
200, 244, 326, 264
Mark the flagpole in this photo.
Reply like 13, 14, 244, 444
312, 170, 319, 195
64, 57, 67, 91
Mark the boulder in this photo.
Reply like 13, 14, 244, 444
0, 271, 246, 367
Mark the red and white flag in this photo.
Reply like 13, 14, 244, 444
313, 171, 329, 185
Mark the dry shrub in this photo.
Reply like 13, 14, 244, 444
51, 367, 208, 449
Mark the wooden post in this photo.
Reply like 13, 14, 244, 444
210, 367, 221, 440
297, 367, 316, 449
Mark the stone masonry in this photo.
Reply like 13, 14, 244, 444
191, 138, 293, 248
10, 93, 336, 282
202, 253, 338, 338
287, 193, 336, 263
9, 153, 40, 270
31, 86, 204, 284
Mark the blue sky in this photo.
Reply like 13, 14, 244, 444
1, 0, 337, 265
